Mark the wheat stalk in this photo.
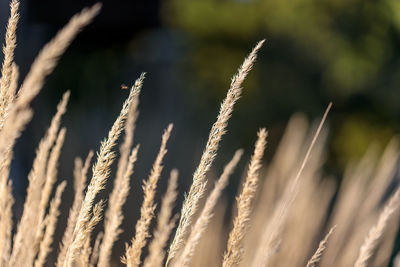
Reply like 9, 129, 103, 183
123, 124, 173, 267
167, 39, 265, 264
175, 149, 244, 267
223, 129, 268, 267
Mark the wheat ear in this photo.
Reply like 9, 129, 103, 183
97, 74, 144, 267
0, 0, 19, 129
167, 39, 265, 264
223, 129, 268, 267
252, 103, 332, 267
123, 124, 173, 267
34, 181, 67, 267
143, 169, 179, 267
354, 187, 400, 267
306, 226, 336, 267
56, 151, 93, 267
175, 149, 244, 267
63, 74, 143, 267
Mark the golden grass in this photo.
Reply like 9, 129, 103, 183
143, 169, 179, 267
98, 73, 144, 267
167, 40, 265, 265
123, 124, 173, 267
306, 226, 336, 267
223, 130, 267, 267
175, 149, 244, 267
0, 2, 399, 267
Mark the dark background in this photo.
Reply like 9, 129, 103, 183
1, 0, 400, 265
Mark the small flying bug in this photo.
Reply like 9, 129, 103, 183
121, 84, 129, 90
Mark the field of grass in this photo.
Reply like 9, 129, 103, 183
0, 1, 399, 267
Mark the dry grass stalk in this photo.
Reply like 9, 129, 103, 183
97, 144, 140, 267
90, 232, 103, 267
306, 226, 336, 267
114, 80, 141, 182
78, 200, 104, 267
176, 149, 244, 267
143, 169, 179, 267
0, 66, 19, 267
56, 151, 93, 267
97, 74, 144, 267
34, 181, 66, 267
356, 138, 399, 222
2, 3, 400, 265
394, 253, 400, 267
354, 187, 400, 267
0, 0, 19, 128
372, 213, 400, 267
167, 39, 265, 264
252, 103, 332, 267
0, 179, 13, 266
0, 5, 100, 191
0, 111, 30, 266
63, 74, 143, 267
34, 128, 66, 246
9, 92, 70, 267
123, 124, 173, 267
223, 129, 268, 267
7, 63, 18, 106
12, 4, 100, 112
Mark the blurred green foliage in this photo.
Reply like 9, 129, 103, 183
161, 0, 400, 167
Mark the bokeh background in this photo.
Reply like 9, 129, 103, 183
1, 0, 400, 265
